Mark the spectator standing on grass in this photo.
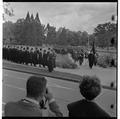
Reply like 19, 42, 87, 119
67, 75, 110, 117
5, 76, 63, 117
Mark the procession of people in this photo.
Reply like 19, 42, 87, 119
3, 45, 56, 72
3, 44, 98, 71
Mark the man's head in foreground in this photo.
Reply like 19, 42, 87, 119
26, 76, 47, 101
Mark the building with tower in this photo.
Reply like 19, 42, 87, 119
25, 12, 41, 24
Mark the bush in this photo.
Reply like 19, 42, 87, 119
70, 63, 78, 69
57, 62, 77, 69
97, 54, 116, 68
62, 63, 70, 68
56, 62, 63, 68
56, 54, 77, 69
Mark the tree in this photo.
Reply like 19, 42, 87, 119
66, 30, 75, 46
94, 22, 116, 48
56, 27, 68, 45
45, 24, 56, 45
80, 31, 89, 46
55, 28, 89, 46
35, 23, 45, 46
13, 12, 45, 46
3, 2, 14, 21
3, 21, 15, 44
3, 12, 45, 46
66, 31, 80, 46
89, 34, 95, 47
13, 18, 27, 44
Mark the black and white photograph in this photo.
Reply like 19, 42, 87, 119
2, 1, 117, 117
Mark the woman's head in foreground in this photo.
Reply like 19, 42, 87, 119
79, 75, 101, 101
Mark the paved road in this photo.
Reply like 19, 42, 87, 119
3, 69, 116, 117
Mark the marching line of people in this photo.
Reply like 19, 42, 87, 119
3, 44, 99, 71
3, 45, 56, 72
70, 49, 98, 69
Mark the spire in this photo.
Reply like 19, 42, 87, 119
25, 12, 30, 22
31, 14, 34, 22
35, 12, 41, 24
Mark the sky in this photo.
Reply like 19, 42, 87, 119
4, 2, 117, 34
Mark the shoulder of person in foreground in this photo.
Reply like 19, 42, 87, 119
4, 101, 16, 116
93, 102, 111, 117
67, 100, 82, 117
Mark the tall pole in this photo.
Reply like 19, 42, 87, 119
87, 35, 89, 50
45, 34, 47, 46
44, 25, 48, 47
92, 40, 95, 54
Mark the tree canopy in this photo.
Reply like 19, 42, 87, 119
94, 22, 117, 47
3, 12, 117, 48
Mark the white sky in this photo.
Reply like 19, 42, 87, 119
4, 2, 117, 34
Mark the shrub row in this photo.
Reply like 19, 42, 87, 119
56, 54, 78, 69
97, 54, 116, 68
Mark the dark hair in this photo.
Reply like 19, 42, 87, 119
26, 76, 47, 98
79, 75, 101, 101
